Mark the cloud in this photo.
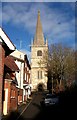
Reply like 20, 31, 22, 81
2, 3, 37, 31
2, 0, 31, 2
1, 0, 76, 2
2, 2, 75, 49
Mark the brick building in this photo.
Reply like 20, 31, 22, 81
11, 50, 31, 104
3, 56, 19, 115
0, 27, 15, 118
23, 55, 31, 102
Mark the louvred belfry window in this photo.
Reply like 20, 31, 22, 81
37, 50, 42, 56
37, 71, 42, 79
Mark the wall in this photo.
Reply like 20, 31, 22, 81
0, 43, 5, 117
31, 45, 48, 91
10, 83, 18, 111
3, 80, 18, 114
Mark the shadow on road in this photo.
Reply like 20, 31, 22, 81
33, 85, 77, 120
2, 110, 25, 120
2, 85, 77, 120
32, 103, 41, 110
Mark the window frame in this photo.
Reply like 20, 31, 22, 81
37, 50, 42, 56
37, 71, 42, 79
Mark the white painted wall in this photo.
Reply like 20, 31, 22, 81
15, 61, 24, 89
3, 89, 8, 115
11, 49, 31, 102
11, 50, 25, 89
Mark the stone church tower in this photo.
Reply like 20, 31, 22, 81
31, 11, 48, 91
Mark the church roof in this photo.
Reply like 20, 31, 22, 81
33, 11, 44, 45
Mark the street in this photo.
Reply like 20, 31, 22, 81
2, 89, 77, 120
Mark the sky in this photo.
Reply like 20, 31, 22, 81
0, 1, 76, 60
1, 0, 77, 2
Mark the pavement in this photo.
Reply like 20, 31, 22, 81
1, 94, 35, 120
17, 98, 32, 113
1, 91, 54, 120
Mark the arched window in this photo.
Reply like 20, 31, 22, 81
37, 50, 42, 56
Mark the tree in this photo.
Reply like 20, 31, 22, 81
43, 44, 75, 93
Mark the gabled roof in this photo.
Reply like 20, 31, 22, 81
11, 49, 31, 69
5, 56, 19, 72
4, 73, 18, 85
0, 27, 16, 56
10, 49, 25, 60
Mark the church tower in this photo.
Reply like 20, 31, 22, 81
31, 11, 48, 91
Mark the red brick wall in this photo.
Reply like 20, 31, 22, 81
18, 88, 23, 105
24, 95, 26, 102
4, 81, 18, 113
10, 83, 18, 111
0, 44, 5, 117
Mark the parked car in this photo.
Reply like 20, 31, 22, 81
40, 93, 59, 107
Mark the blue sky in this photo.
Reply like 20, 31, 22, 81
0, 2, 76, 59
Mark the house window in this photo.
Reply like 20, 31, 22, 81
37, 71, 42, 79
11, 90, 15, 98
37, 50, 42, 56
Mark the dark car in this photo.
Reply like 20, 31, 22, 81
40, 93, 59, 107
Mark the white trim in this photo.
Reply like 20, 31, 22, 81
0, 38, 2, 42
0, 28, 15, 50
3, 89, 8, 115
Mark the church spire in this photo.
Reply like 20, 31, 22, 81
33, 10, 44, 45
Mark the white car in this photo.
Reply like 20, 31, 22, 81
44, 94, 59, 107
